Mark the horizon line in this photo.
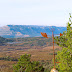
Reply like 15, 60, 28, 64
0, 24, 67, 27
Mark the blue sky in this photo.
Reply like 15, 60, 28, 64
0, 0, 72, 27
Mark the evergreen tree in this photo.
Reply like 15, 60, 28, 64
55, 13, 72, 72
13, 54, 44, 72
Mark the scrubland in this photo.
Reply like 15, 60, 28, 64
0, 37, 61, 72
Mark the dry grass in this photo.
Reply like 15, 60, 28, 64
0, 60, 16, 72
0, 44, 61, 72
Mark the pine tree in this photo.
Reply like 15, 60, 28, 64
13, 54, 44, 72
55, 13, 72, 72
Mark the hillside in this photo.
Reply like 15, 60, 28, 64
0, 36, 14, 46
0, 25, 67, 38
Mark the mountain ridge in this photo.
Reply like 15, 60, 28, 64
0, 25, 67, 38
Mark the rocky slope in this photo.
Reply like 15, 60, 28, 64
0, 25, 67, 38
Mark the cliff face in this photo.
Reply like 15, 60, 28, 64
0, 25, 67, 38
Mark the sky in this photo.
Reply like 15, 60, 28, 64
0, 0, 72, 27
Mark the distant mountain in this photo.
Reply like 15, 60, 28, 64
0, 25, 67, 38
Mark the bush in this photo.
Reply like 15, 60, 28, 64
13, 54, 44, 72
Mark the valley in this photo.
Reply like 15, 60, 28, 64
0, 37, 61, 72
